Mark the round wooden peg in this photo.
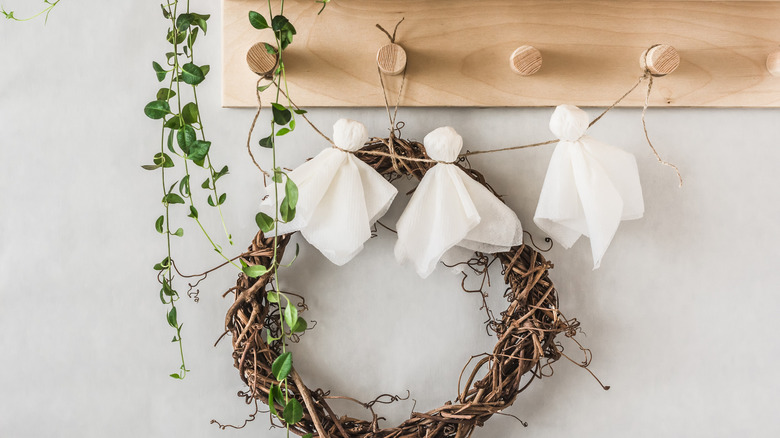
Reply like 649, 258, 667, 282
510, 45, 542, 76
766, 49, 780, 76
376, 43, 407, 76
640, 44, 680, 76
246, 42, 278, 78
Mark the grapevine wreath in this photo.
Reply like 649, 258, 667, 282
220, 131, 602, 438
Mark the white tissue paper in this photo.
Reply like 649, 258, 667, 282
262, 119, 398, 265
534, 104, 644, 269
395, 127, 524, 278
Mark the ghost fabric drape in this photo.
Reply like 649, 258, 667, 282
263, 119, 398, 265
395, 127, 524, 278
534, 105, 644, 269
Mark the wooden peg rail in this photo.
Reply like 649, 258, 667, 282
223, 0, 780, 108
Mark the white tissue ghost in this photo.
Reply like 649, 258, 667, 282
534, 104, 644, 269
264, 119, 397, 265
394, 127, 524, 278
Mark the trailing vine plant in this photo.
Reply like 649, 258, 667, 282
139, 0, 328, 433
143, 8, 328, 437
1, 0, 60, 22
143, 0, 237, 380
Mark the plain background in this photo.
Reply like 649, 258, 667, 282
2, 1, 779, 437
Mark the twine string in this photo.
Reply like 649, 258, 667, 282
641, 74, 684, 187
375, 18, 404, 44
377, 18, 409, 172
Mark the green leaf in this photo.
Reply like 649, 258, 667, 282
162, 193, 185, 205
258, 135, 273, 149
161, 4, 171, 19
188, 206, 198, 219
173, 228, 184, 237
248, 11, 269, 29
280, 198, 296, 222
187, 140, 211, 162
155, 215, 165, 233
180, 62, 205, 85
217, 193, 227, 205
187, 27, 199, 49
164, 115, 184, 130
201, 178, 211, 190
282, 398, 303, 425
283, 305, 298, 330
170, 373, 181, 379
176, 13, 193, 30
144, 100, 170, 119
271, 15, 290, 32
196, 18, 208, 33
179, 175, 190, 196
167, 29, 186, 44
255, 212, 275, 233
271, 352, 293, 381
258, 83, 273, 92
177, 126, 196, 154
156, 88, 176, 101
269, 384, 285, 416
242, 264, 268, 278
207, 195, 215, 207
276, 127, 291, 136
268, 384, 279, 417
192, 14, 209, 33
182, 102, 199, 125
284, 176, 299, 209
267, 291, 279, 303
271, 103, 292, 125
162, 279, 176, 297
213, 165, 229, 182
303, 434, 313, 438
200, 65, 211, 77
263, 43, 277, 55
154, 257, 171, 271
167, 307, 178, 328
151, 152, 174, 168
272, 16, 296, 50
141, 164, 161, 171
293, 109, 307, 115
291, 317, 308, 333
167, 130, 176, 153
152, 61, 167, 82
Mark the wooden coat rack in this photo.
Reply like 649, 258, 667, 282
223, 0, 780, 108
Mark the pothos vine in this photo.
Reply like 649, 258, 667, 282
143, 0, 328, 433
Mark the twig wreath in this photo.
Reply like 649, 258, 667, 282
218, 141, 594, 437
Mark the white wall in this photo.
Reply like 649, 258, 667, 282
2, 1, 779, 437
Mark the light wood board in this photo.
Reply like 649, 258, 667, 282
223, 0, 780, 107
